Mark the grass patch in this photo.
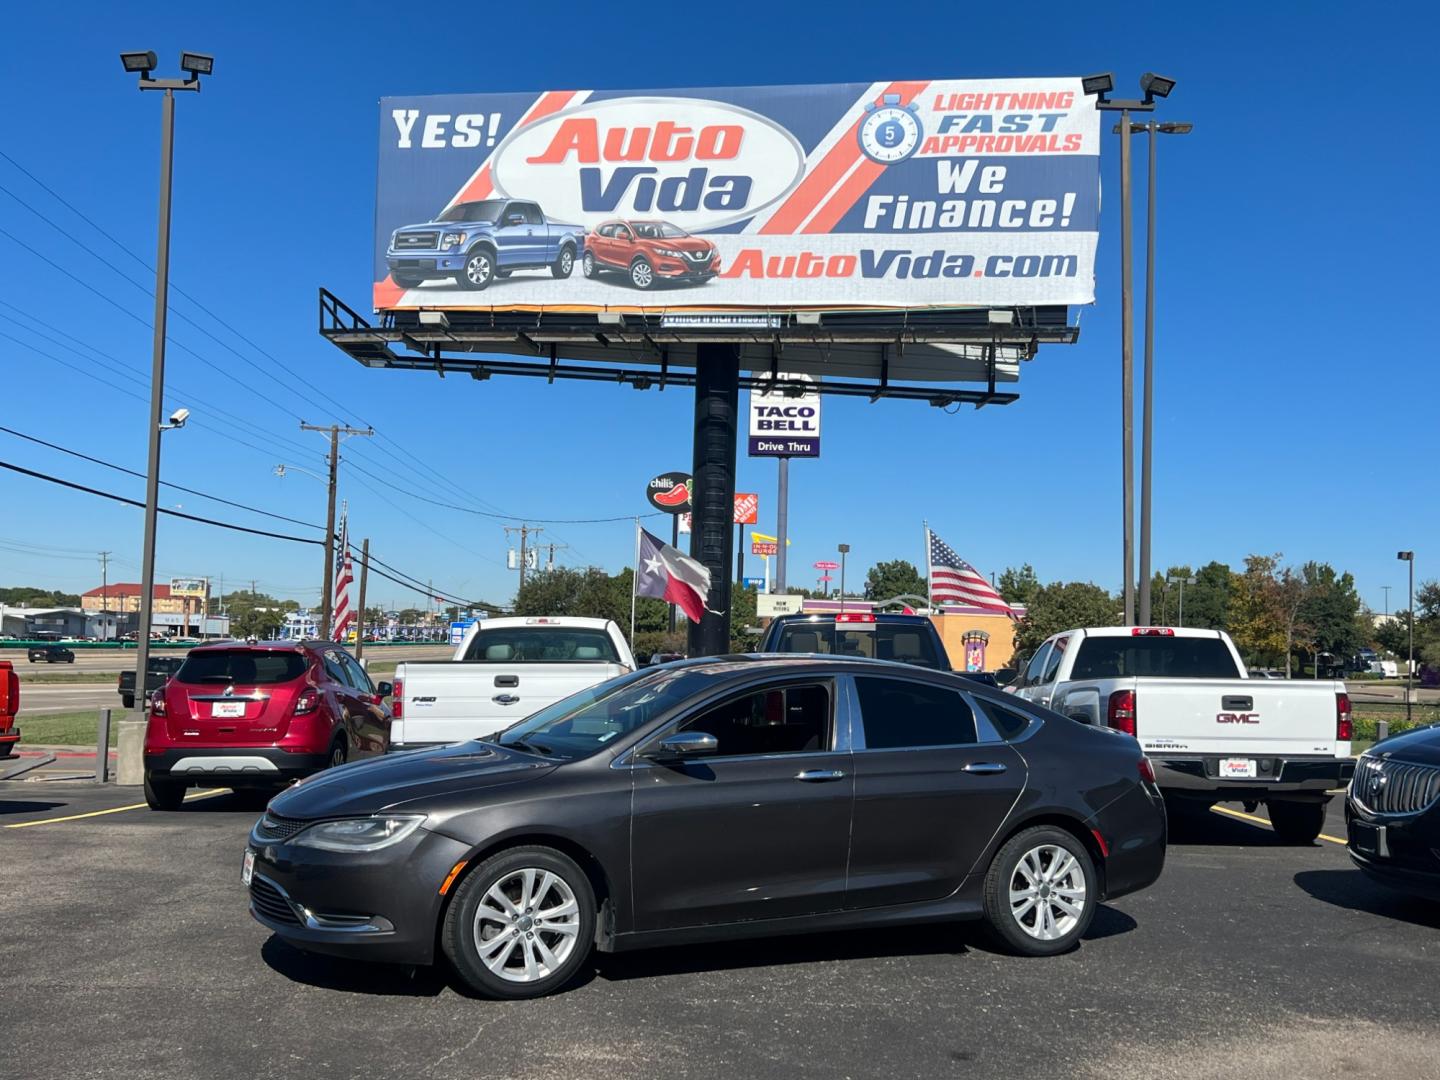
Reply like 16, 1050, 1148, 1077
17, 710, 121, 747
16, 670, 122, 685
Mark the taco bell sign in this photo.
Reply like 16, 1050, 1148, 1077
748, 373, 820, 458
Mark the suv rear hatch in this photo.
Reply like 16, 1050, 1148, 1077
163, 649, 309, 746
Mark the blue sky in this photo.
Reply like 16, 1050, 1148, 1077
2, 1, 1434, 614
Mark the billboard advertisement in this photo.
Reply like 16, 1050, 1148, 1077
169, 578, 208, 598
750, 373, 820, 457
376, 79, 1099, 313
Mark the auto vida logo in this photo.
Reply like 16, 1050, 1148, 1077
489, 97, 807, 231
1216, 712, 1260, 724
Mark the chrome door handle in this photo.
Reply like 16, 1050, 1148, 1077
962, 762, 1007, 774
795, 768, 845, 782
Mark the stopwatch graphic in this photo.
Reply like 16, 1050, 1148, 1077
857, 94, 923, 164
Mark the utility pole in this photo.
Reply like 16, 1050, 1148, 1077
99, 551, 112, 641
505, 525, 541, 593
354, 537, 370, 661
544, 542, 568, 570
300, 422, 373, 639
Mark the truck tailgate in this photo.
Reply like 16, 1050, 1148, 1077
1136, 680, 1343, 757
395, 662, 626, 745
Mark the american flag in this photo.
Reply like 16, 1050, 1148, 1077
331, 512, 355, 642
927, 529, 1015, 616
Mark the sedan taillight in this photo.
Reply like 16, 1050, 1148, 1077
1107, 689, 1137, 737
294, 687, 320, 716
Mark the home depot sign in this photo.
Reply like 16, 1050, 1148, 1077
679, 492, 758, 533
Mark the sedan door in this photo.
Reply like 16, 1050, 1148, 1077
844, 674, 1026, 909
628, 678, 853, 931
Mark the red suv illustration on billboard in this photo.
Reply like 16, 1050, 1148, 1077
583, 219, 720, 290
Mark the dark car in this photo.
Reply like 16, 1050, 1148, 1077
28, 645, 75, 663
243, 655, 1166, 999
144, 640, 392, 810
1346, 725, 1440, 899
760, 612, 952, 670
118, 654, 186, 709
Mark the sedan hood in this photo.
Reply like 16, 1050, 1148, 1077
1368, 724, 1440, 768
268, 742, 554, 819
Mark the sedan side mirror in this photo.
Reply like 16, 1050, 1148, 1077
646, 731, 718, 759
377, 681, 394, 698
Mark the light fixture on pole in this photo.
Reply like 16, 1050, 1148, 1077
1398, 550, 1415, 729
1086, 71, 1173, 627
120, 50, 213, 785
1166, 575, 1197, 627
837, 544, 851, 614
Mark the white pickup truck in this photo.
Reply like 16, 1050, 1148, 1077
1007, 626, 1355, 843
389, 616, 635, 749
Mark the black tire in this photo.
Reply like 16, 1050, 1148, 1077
442, 845, 596, 1000
459, 248, 495, 291
0, 742, 14, 758
629, 257, 655, 290
143, 772, 185, 811
982, 825, 1096, 956
392, 273, 422, 288
121, 694, 135, 710
328, 736, 348, 769
1267, 799, 1326, 844
551, 246, 575, 279
582, 250, 596, 278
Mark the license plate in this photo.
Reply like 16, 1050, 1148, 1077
1219, 757, 1257, 779
212, 701, 245, 719
242, 848, 255, 886
1351, 821, 1387, 858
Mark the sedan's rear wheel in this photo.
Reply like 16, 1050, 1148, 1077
443, 846, 595, 999
982, 826, 1095, 956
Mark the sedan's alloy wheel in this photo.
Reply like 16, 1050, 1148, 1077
473, 868, 582, 983
1008, 843, 1086, 940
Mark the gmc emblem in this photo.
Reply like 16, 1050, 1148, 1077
1216, 712, 1260, 725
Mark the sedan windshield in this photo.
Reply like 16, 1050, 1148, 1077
437, 200, 505, 224
495, 668, 714, 759
632, 222, 688, 239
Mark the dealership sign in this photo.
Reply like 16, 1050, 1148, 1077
375, 79, 1099, 312
645, 471, 692, 513
750, 372, 820, 457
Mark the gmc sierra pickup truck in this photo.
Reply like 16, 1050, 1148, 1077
387, 198, 584, 291
1007, 626, 1354, 843
389, 617, 636, 749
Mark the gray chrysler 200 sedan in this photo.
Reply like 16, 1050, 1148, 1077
243, 655, 1167, 999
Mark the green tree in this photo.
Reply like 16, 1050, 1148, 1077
1013, 581, 1119, 654
1227, 554, 1288, 667
0, 586, 82, 607
997, 564, 1040, 607
1153, 561, 1231, 630
864, 559, 926, 603
1294, 562, 1363, 673
218, 591, 286, 639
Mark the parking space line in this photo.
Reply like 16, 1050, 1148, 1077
1209, 804, 1346, 845
3, 788, 229, 829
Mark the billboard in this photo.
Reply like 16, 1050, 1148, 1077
750, 372, 820, 457
376, 79, 1099, 313
169, 578, 208, 598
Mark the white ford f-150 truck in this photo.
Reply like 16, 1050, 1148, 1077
389, 617, 635, 750
1007, 626, 1354, 843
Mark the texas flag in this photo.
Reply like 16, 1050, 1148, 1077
635, 527, 712, 623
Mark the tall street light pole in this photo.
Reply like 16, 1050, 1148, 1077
837, 544, 850, 614
1086, 72, 1175, 626
120, 50, 212, 732
1398, 550, 1415, 727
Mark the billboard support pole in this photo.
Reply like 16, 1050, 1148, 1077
775, 457, 789, 594
688, 343, 738, 657
668, 514, 679, 634
1119, 107, 1136, 627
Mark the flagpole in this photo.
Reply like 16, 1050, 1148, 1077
630, 517, 640, 648
923, 520, 933, 613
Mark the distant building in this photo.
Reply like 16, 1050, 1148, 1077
81, 580, 211, 636
0, 606, 119, 640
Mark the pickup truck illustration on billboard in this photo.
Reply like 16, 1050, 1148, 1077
386, 198, 585, 290
583, 219, 721, 290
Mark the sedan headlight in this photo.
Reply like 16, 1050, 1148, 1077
655, 247, 685, 259
441, 232, 467, 249
292, 815, 426, 852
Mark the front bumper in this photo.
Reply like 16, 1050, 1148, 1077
1346, 798, 1440, 899
387, 252, 467, 279
1152, 754, 1353, 802
246, 823, 470, 965
146, 746, 329, 786
653, 256, 719, 281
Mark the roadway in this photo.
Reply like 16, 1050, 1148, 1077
1, 785, 1435, 1080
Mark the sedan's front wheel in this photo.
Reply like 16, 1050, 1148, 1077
982, 826, 1095, 956
443, 845, 595, 999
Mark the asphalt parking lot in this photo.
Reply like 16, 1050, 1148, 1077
3, 782, 1438, 1080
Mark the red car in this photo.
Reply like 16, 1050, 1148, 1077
583, 219, 720, 289
143, 640, 392, 810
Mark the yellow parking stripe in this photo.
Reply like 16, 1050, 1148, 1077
1209, 804, 1347, 845
3, 788, 229, 829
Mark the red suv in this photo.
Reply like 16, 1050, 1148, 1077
143, 641, 392, 810
583, 219, 720, 289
